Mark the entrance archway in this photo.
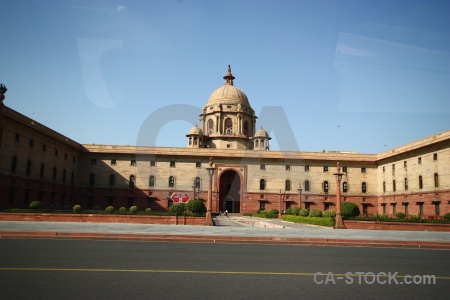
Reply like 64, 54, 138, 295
219, 169, 241, 213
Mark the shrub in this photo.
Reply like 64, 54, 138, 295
256, 209, 261, 214
169, 203, 186, 216
73, 205, 82, 213
119, 207, 127, 212
285, 208, 293, 215
341, 202, 360, 219
145, 208, 152, 212
309, 208, 322, 217
323, 209, 336, 218
29, 201, 42, 209
282, 215, 334, 227
444, 213, 450, 220
268, 209, 279, 215
64, 204, 73, 210
186, 200, 206, 214
292, 207, 301, 216
243, 213, 252, 217
105, 206, 114, 214
129, 206, 138, 213
94, 205, 101, 210
299, 209, 309, 217
409, 214, 420, 221
259, 210, 268, 215
396, 212, 406, 219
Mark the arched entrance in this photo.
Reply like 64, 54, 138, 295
219, 169, 241, 213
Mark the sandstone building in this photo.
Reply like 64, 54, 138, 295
0, 68, 449, 218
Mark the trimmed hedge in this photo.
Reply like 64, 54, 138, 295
105, 206, 115, 214
309, 208, 322, 217
29, 201, 42, 209
169, 203, 186, 216
282, 215, 334, 227
444, 213, 450, 220
323, 209, 336, 218
129, 206, 138, 214
73, 205, 82, 213
341, 202, 360, 219
186, 200, 206, 214
299, 209, 309, 217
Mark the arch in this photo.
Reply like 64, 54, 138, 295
342, 181, 348, 193
285, 180, 291, 191
110, 174, 116, 186
168, 176, 175, 187
323, 181, 329, 193
260, 179, 266, 190
218, 169, 242, 213
225, 118, 233, 135
129, 175, 135, 189
362, 182, 367, 193
149, 175, 155, 187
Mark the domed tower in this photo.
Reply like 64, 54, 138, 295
186, 124, 204, 148
252, 127, 272, 150
199, 65, 257, 149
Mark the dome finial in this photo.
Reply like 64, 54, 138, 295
223, 65, 235, 85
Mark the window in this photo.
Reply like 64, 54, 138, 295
195, 177, 201, 188
91, 159, 96, 165
149, 175, 155, 187
26, 160, 31, 175
419, 176, 423, 189
323, 166, 328, 172
110, 174, 116, 186
383, 181, 386, 193
342, 181, 348, 193
243, 121, 249, 135
404, 161, 407, 169
304, 180, 310, 192
29, 140, 34, 147
40, 163, 44, 178
62, 169, 66, 183
361, 167, 366, 173
392, 180, 396, 192
111, 159, 116, 165
285, 180, 291, 191
196, 162, 201, 168
64, 153, 67, 160
392, 164, 395, 175
42, 144, 47, 152
382, 166, 385, 172
11, 156, 17, 172
260, 164, 265, 170
131, 160, 136, 166
304, 166, 310, 172
435, 203, 440, 216
418, 203, 423, 215
404, 178, 408, 190
342, 166, 347, 173
259, 179, 266, 190
52, 167, 57, 180
286, 165, 290, 171
169, 176, 175, 187
259, 201, 265, 211
433, 153, 437, 161
71, 171, 74, 184
55, 149, 58, 156
323, 181, 329, 193
392, 203, 396, 215
207, 119, 214, 134
15, 134, 20, 142
225, 118, 233, 135
170, 161, 176, 167
362, 182, 367, 193
150, 160, 156, 166
434, 173, 439, 188
89, 173, 95, 186
418, 157, 422, 164
404, 203, 408, 215
129, 175, 135, 188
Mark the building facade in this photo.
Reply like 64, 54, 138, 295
0, 68, 449, 217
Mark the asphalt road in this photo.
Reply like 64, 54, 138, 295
0, 239, 449, 300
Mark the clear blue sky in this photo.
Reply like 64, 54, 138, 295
2, 0, 449, 153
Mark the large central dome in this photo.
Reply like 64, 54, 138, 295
204, 65, 251, 108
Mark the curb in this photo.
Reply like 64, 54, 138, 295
1, 231, 449, 249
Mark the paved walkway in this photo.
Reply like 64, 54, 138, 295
1, 216, 449, 249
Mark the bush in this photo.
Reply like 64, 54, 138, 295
94, 205, 101, 210
186, 200, 206, 214
119, 207, 127, 212
396, 212, 406, 219
292, 207, 301, 216
256, 209, 261, 214
29, 201, 42, 209
444, 213, 450, 220
73, 205, 82, 213
309, 208, 322, 217
341, 202, 360, 219
268, 209, 279, 215
169, 203, 186, 216
282, 215, 334, 227
64, 204, 73, 210
323, 209, 336, 218
145, 208, 152, 212
409, 214, 420, 221
299, 209, 309, 217
259, 210, 268, 215
105, 206, 114, 214
129, 206, 138, 214
285, 208, 293, 215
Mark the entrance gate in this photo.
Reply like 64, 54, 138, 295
219, 169, 241, 213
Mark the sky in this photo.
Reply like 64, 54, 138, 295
1, 0, 449, 154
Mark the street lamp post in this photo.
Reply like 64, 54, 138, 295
333, 162, 346, 229
205, 157, 215, 226
278, 189, 283, 220
297, 183, 303, 209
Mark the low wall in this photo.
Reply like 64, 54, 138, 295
0, 213, 206, 226
344, 220, 450, 232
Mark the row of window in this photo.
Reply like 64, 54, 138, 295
10, 156, 74, 183
14, 134, 76, 162
259, 165, 366, 172
258, 179, 368, 193
383, 174, 439, 193
382, 154, 438, 173
91, 159, 201, 168
88, 174, 202, 189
